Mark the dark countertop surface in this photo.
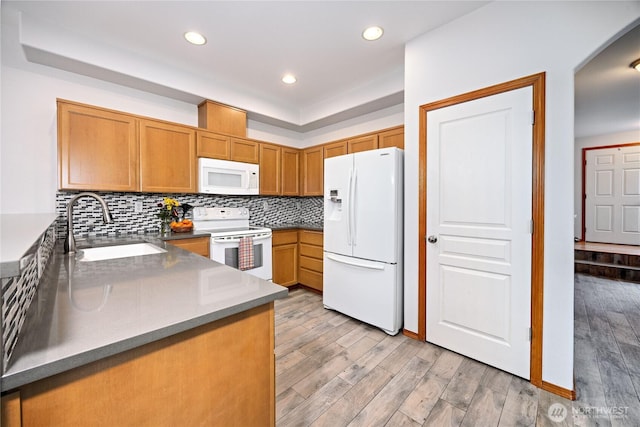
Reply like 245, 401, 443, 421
263, 223, 323, 232
1, 236, 287, 391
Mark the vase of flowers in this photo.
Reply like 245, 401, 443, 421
157, 197, 180, 235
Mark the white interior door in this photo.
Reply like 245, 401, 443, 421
585, 145, 640, 245
426, 87, 533, 379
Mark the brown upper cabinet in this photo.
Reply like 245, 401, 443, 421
197, 100, 247, 137
259, 143, 281, 195
301, 146, 324, 196
139, 119, 197, 193
379, 126, 404, 149
323, 141, 348, 159
348, 134, 378, 153
196, 130, 231, 160
281, 147, 300, 196
260, 144, 300, 196
58, 101, 139, 192
58, 100, 196, 194
230, 138, 260, 164
58, 99, 403, 196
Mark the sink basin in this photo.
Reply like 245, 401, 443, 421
78, 242, 166, 262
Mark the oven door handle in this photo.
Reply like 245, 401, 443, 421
212, 234, 272, 243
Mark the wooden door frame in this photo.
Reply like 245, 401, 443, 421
413, 72, 560, 395
580, 142, 640, 242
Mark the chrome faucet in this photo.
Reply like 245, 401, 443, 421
64, 192, 114, 253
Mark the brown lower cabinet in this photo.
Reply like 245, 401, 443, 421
1, 304, 276, 427
165, 236, 210, 257
272, 230, 298, 286
297, 230, 324, 292
272, 229, 323, 291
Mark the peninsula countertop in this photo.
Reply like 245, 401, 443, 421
1, 237, 288, 391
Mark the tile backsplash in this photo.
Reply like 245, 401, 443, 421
3, 192, 322, 372
55, 191, 324, 238
2, 223, 56, 371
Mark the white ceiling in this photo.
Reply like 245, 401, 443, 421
2, 1, 639, 137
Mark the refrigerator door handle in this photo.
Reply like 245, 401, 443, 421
347, 169, 353, 246
351, 168, 357, 246
326, 253, 385, 270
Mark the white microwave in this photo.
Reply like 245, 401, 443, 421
198, 158, 259, 195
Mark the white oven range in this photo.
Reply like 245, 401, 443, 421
192, 207, 272, 281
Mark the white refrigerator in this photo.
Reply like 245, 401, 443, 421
323, 147, 403, 335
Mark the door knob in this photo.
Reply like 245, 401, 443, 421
427, 235, 438, 244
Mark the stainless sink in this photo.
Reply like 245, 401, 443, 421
77, 242, 166, 262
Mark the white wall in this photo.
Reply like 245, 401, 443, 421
302, 104, 404, 148
403, 1, 640, 391
574, 129, 640, 237
1, 64, 198, 214
0, 61, 401, 214
245, 103, 404, 149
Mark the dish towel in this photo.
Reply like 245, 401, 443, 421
238, 236, 254, 271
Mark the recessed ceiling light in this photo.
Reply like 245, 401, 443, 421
631, 58, 640, 72
282, 74, 297, 84
184, 31, 206, 46
362, 26, 384, 41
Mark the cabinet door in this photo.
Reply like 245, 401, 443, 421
281, 148, 300, 196
1, 392, 21, 427
259, 143, 281, 195
323, 141, 347, 159
197, 100, 247, 137
301, 146, 324, 196
196, 130, 231, 159
348, 134, 378, 153
378, 126, 404, 150
166, 237, 210, 257
230, 138, 259, 163
273, 243, 298, 286
139, 120, 196, 193
273, 230, 298, 287
58, 101, 139, 191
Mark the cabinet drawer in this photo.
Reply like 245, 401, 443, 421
299, 243, 323, 259
166, 237, 210, 257
272, 230, 298, 246
299, 255, 323, 273
298, 230, 323, 246
298, 268, 323, 291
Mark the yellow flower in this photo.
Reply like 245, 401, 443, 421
163, 197, 180, 208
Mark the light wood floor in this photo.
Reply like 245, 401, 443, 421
274, 274, 640, 426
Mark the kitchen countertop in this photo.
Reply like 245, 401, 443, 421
265, 222, 323, 231
0, 213, 58, 278
159, 229, 212, 240
1, 236, 288, 391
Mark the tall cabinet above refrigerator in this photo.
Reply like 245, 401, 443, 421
323, 147, 403, 335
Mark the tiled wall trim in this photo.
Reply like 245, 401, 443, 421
2, 223, 57, 371
55, 191, 324, 238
